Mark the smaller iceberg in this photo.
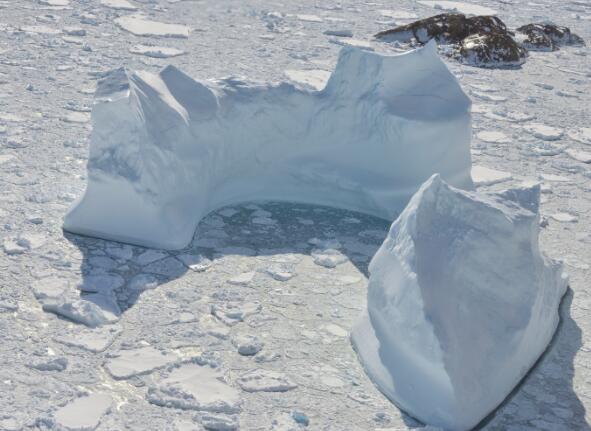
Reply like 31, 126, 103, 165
352, 174, 568, 431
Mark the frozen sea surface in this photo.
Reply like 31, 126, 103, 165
0, 0, 590, 430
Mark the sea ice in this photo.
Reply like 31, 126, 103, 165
43, 294, 121, 327
524, 123, 564, 141
147, 363, 242, 413
471, 165, 512, 186
63, 43, 473, 249
237, 369, 297, 392
104, 346, 179, 379
130, 44, 186, 58
352, 175, 568, 431
115, 15, 190, 38
100, 0, 138, 10
54, 393, 111, 431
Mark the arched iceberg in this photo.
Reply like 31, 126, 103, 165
64, 42, 473, 249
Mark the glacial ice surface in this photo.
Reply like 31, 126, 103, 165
352, 174, 568, 431
63, 42, 473, 249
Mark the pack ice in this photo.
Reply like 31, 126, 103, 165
63, 42, 473, 249
352, 175, 568, 431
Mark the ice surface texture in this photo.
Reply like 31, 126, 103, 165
63, 42, 473, 249
352, 174, 568, 431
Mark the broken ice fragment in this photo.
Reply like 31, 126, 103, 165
115, 16, 190, 38
352, 175, 568, 431
237, 369, 297, 392
54, 393, 111, 431
104, 346, 179, 379
147, 363, 241, 413
43, 294, 121, 327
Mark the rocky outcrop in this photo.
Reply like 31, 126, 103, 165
375, 13, 584, 68
459, 32, 527, 67
516, 23, 585, 51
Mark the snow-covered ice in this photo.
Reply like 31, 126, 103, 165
147, 363, 242, 413
63, 42, 473, 249
352, 175, 568, 430
54, 393, 112, 431
104, 346, 179, 379
115, 16, 190, 38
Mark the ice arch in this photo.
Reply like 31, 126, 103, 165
64, 42, 473, 249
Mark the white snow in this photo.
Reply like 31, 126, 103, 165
352, 175, 567, 431
54, 393, 111, 431
417, 1, 497, 16
63, 43, 473, 249
115, 16, 190, 38
104, 346, 179, 379
147, 363, 242, 413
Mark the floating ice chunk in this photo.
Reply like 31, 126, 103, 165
296, 14, 323, 23
550, 212, 578, 223
311, 248, 348, 268
177, 253, 212, 271
32, 277, 68, 300
43, 294, 121, 327
77, 274, 124, 294
61, 112, 90, 123
100, 0, 138, 10
54, 326, 121, 352
115, 15, 190, 38
471, 165, 512, 186
476, 131, 510, 144
417, 1, 497, 16
104, 346, 179, 379
323, 29, 353, 37
227, 271, 256, 286
232, 334, 264, 356
147, 363, 242, 413
565, 148, 591, 163
130, 44, 186, 58
20, 25, 61, 35
54, 393, 111, 431
568, 127, 591, 145
237, 369, 297, 392
211, 302, 262, 326
0, 154, 15, 165
524, 123, 564, 141
201, 414, 239, 431
28, 356, 68, 372
379, 10, 419, 20
39, 0, 69, 5
352, 175, 567, 431
63, 43, 473, 249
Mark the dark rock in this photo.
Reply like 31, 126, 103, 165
459, 32, 527, 67
516, 23, 585, 51
374, 13, 508, 45
375, 13, 525, 68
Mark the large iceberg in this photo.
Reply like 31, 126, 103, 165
352, 175, 568, 431
64, 42, 473, 249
